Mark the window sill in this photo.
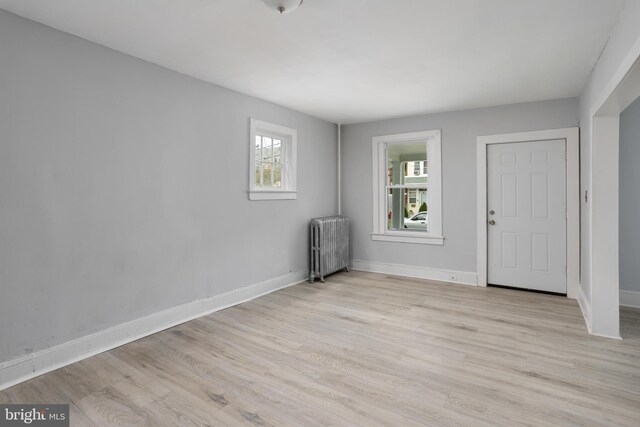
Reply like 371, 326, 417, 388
248, 190, 297, 201
371, 232, 445, 245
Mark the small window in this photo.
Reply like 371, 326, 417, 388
249, 119, 297, 200
255, 137, 282, 188
408, 189, 417, 204
372, 130, 443, 245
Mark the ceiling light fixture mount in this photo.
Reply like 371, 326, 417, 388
261, 0, 304, 14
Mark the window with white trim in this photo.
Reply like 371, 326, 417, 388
372, 130, 443, 245
249, 119, 297, 200
408, 189, 417, 204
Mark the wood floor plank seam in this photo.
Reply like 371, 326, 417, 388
1, 271, 639, 426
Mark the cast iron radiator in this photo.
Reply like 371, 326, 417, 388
309, 215, 350, 283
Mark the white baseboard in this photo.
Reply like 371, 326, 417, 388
0, 270, 307, 391
350, 259, 477, 286
572, 284, 623, 340
577, 284, 592, 334
620, 289, 640, 308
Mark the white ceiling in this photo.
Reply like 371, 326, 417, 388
0, 0, 625, 124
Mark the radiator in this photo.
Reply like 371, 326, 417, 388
309, 215, 350, 283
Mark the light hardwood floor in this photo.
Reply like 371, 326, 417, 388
1, 271, 640, 426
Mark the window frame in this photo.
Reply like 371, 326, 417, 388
408, 189, 417, 205
371, 130, 444, 245
248, 118, 297, 201
413, 161, 420, 176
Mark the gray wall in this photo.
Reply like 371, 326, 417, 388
620, 96, 640, 292
0, 11, 337, 363
341, 98, 578, 273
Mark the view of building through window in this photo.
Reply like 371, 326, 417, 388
386, 142, 428, 232
255, 135, 282, 188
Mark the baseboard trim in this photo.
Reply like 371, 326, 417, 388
350, 259, 477, 286
620, 289, 640, 309
0, 270, 307, 391
589, 330, 623, 340
577, 284, 592, 334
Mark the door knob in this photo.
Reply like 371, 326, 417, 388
488, 220, 496, 225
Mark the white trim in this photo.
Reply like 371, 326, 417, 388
370, 233, 444, 245
577, 283, 592, 333
476, 128, 580, 300
248, 190, 297, 200
620, 290, 640, 308
584, 33, 640, 340
351, 259, 477, 286
476, 139, 488, 287
590, 116, 620, 339
589, 34, 640, 118
248, 118, 297, 200
589, 331, 623, 340
0, 270, 307, 391
577, 284, 620, 340
371, 129, 443, 245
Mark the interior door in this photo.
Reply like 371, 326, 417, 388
487, 140, 566, 293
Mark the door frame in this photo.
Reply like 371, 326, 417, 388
476, 128, 580, 299
586, 37, 640, 338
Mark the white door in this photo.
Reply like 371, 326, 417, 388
487, 140, 566, 293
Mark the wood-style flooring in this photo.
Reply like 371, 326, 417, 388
1, 271, 639, 426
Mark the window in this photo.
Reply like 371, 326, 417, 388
255, 136, 282, 188
372, 130, 443, 245
408, 189, 417, 204
249, 119, 297, 200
